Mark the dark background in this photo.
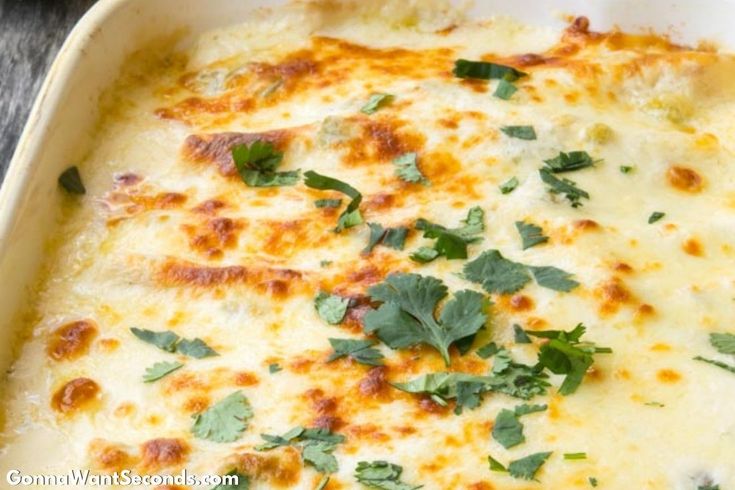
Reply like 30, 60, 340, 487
0, 0, 96, 184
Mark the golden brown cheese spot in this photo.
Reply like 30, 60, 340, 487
51, 377, 101, 414
232, 447, 302, 487
234, 371, 259, 386
573, 219, 600, 231
656, 369, 682, 383
182, 130, 293, 177
182, 217, 245, 259
612, 261, 634, 274
184, 395, 210, 414
308, 391, 344, 431
595, 277, 634, 315
139, 438, 189, 472
344, 423, 390, 443
341, 117, 425, 167
682, 237, 705, 257
667, 166, 704, 193
358, 366, 389, 398
46, 320, 98, 361
157, 259, 308, 297
114, 402, 136, 418
467, 483, 495, 490
88, 439, 136, 473
192, 198, 227, 215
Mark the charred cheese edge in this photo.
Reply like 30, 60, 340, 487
1, 1, 735, 489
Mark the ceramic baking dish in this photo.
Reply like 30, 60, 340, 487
0, 0, 734, 378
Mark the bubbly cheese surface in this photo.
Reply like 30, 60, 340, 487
2, 1, 735, 489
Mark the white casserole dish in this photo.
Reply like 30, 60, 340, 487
0, 0, 734, 380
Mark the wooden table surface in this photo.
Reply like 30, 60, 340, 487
0, 0, 97, 184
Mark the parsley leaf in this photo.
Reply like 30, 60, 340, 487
527, 324, 611, 395
648, 211, 665, 224
711, 332, 735, 354
231, 141, 299, 187
494, 79, 519, 100
211, 470, 250, 490
515, 221, 548, 250
462, 250, 531, 294
361, 93, 394, 115
411, 207, 485, 262
142, 361, 183, 383
315, 198, 342, 208
501, 126, 536, 140
393, 152, 428, 184
256, 426, 345, 474
499, 176, 519, 194
191, 391, 253, 443
355, 460, 422, 490
364, 223, 408, 253
453, 59, 526, 81
304, 171, 363, 232
543, 151, 596, 173
539, 168, 590, 208
315, 292, 350, 325
58, 166, 86, 194
130, 328, 218, 358
327, 338, 384, 366
507, 452, 552, 480
363, 273, 489, 366
528, 266, 579, 292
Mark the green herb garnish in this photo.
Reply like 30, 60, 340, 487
361, 93, 394, 115
648, 212, 665, 224
564, 453, 587, 460
489, 452, 552, 481
539, 168, 590, 207
327, 338, 384, 366
268, 363, 282, 374
494, 79, 519, 100
410, 207, 484, 262
191, 391, 253, 443
393, 152, 428, 184
499, 176, 519, 194
363, 273, 488, 366
515, 221, 548, 250
130, 328, 218, 358
231, 141, 299, 187
619, 165, 634, 174
142, 361, 183, 383
315, 198, 343, 208
314, 292, 349, 325
514, 324, 532, 344
364, 223, 408, 253
58, 166, 86, 194
354, 460, 421, 489
304, 171, 363, 232
543, 151, 596, 173
256, 426, 345, 474
211, 470, 250, 490
453, 60, 526, 81
501, 126, 536, 140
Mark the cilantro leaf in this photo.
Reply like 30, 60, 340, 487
304, 171, 363, 232
231, 141, 299, 187
514, 324, 532, 344
488, 456, 507, 472
130, 328, 218, 358
539, 168, 589, 208
454, 381, 486, 414
648, 211, 665, 224
453, 59, 526, 81
528, 266, 579, 292
501, 126, 536, 140
710, 332, 735, 354
694, 356, 735, 374
142, 361, 183, 383
256, 426, 345, 474
355, 460, 422, 490
316, 476, 330, 490
363, 273, 489, 365
411, 207, 484, 262
543, 151, 596, 173
393, 152, 428, 184
315, 292, 350, 325
698, 483, 720, 490
507, 452, 552, 480
499, 176, 519, 194
361, 93, 394, 115
515, 221, 548, 250
58, 166, 86, 194
514, 403, 547, 416
211, 470, 250, 490
191, 391, 253, 443
177, 338, 219, 359
327, 338, 384, 366
494, 79, 518, 100
492, 408, 525, 448
392, 372, 493, 407
486, 349, 550, 400
620, 166, 634, 174
528, 324, 611, 395
315, 198, 342, 208
476, 341, 500, 359
268, 363, 282, 374
589, 477, 599, 487
462, 250, 531, 294
364, 223, 408, 253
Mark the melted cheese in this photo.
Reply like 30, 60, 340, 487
2, 1, 735, 488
